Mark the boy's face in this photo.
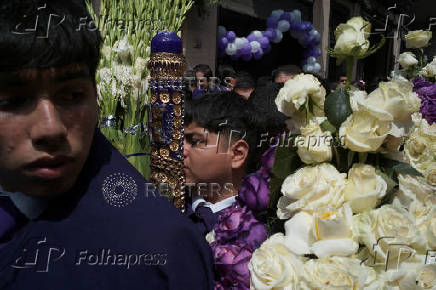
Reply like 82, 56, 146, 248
184, 122, 233, 186
0, 63, 98, 197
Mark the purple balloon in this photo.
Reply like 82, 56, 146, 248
266, 16, 278, 29
263, 44, 271, 54
303, 35, 314, 47
231, 54, 240, 60
264, 28, 277, 41
242, 53, 252, 61
241, 42, 252, 55
247, 33, 257, 43
302, 21, 313, 32
218, 37, 228, 49
253, 47, 264, 60
279, 12, 291, 22
258, 36, 270, 49
226, 31, 236, 42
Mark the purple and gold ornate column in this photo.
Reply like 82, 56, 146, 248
147, 32, 186, 212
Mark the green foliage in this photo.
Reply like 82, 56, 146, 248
324, 87, 353, 128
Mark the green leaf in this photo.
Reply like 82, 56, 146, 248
324, 87, 353, 128
271, 146, 301, 180
320, 120, 337, 134
380, 158, 423, 177
347, 150, 356, 169
268, 177, 284, 209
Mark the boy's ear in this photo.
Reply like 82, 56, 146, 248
230, 139, 249, 170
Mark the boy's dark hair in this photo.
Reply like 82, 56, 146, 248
256, 75, 272, 87
0, 0, 102, 80
185, 92, 264, 173
193, 64, 213, 79
248, 83, 288, 138
217, 64, 236, 80
272, 64, 302, 81
234, 71, 255, 90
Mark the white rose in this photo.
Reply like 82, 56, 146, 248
398, 52, 418, 69
380, 262, 436, 289
339, 110, 392, 152
365, 80, 421, 122
421, 56, 436, 78
353, 205, 423, 262
405, 30, 432, 49
424, 204, 436, 250
404, 114, 436, 174
249, 233, 303, 290
395, 174, 435, 206
277, 163, 347, 219
275, 73, 326, 118
333, 17, 371, 57
284, 204, 358, 258
425, 163, 436, 187
295, 119, 333, 164
343, 164, 387, 213
299, 256, 370, 289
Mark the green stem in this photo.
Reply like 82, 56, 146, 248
358, 152, 368, 164
305, 100, 310, 125
345, 56, 354, 91
333, 142, 341, 169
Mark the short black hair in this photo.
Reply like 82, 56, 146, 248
272, 64, 301, 81
0, 0, 102, 80
248, 83, 288, 138
217, 64, 236, 80
193, 64, 213, 79
256, 75, 272, 88
185, 92, 263, 173
234, 71, 255, 90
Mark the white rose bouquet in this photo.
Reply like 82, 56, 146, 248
251, 16, 434, 290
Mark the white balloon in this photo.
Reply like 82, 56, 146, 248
272, 30, 283, 43
307, 56, 317, 64
303, 64, 309, 72
218, 26, 227, 39
252, 30, 263, 38
313, 63, 321, 72
306, 64, 314, 72
277, 20, 291, 32
242, 37, 249, 43
225, 43, 237, 55
235, 38, 245, 50
293, 9, 301, 23
250, 41, 261, 53
271, 9, 284, 19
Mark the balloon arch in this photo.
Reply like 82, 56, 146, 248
217, 9, 322, 73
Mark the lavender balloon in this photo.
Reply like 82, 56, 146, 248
277, 20, 291, 32
226, 31, 236, 43
247, 33, 257, 43
264, 28, 277, 41
242, 53, 252, 61
279, 12, 291, 22
219, 37, 228, 49
266, 16, 278, 29
258, 36, 270, 49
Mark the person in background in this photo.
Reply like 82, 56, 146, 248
234, 71, 256, 100
336, 75, 347, 90
272, 64, 302, 83
0, 1, 214, 289
192, 64, 226, 99
217, 64, 237, 91
256, 75, 272, 88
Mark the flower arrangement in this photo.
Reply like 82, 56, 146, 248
86, 0, 194, 177
247, 17, 436, 289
